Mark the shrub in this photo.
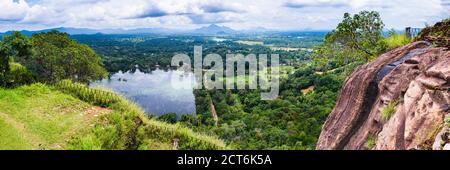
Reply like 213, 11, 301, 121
364, 135, 376, 149
6, 62, 35, 87
445, 116, 450, 127
137, 119, 227, 150
54, 80, 121, 107
380, 100, 399, 122
66, 134, 102, 150
384, 33, 411, 50
158, 113, 178, 124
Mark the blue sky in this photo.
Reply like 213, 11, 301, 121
1, 0, 449, 31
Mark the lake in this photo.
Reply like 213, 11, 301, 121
90, 68, 197, 116
211, 37, 228, 42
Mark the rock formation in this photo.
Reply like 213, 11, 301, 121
316, 41, 450, 150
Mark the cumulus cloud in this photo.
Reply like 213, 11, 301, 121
199, 1, 246, 13
284, 0, 349, 8
0, 0, 30, 21
443, 0, 450, 6
187, 13, 242, 24
284, 0, 393, 9
0, 0, 448, 31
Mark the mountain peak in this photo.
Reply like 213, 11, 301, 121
207, 24, 221, 28
194, 24, 235, 34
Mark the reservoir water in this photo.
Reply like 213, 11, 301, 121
90, 68, 196, 116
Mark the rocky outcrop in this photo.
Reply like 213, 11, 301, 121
415, 19, 450, 48
316, 41, 450, 150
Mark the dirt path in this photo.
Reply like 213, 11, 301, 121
0, 106, 110, 150
210, 100, 219, 126
83, 106, 111, 119
60, 106, 111, 145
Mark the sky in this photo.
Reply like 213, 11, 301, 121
0, 0, 449, 32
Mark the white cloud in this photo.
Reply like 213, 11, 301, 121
284, 0, 349, 8
0, 0, 30, 21
0, 0, 448, 31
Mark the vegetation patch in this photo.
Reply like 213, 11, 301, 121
5, 62, 35, 87
55, 80, 121, 107
0, 84, 93, 149
415, 18, 450, 47
301, 86, 315, 94
364, 135, 376, 150
384, 32, 411, 50
0, 115, 33, 150
445, 116, 450, 128
380, 100, 400, 122
0, 31, 107, 86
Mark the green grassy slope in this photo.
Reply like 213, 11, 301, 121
0, 82, 226, 150
0, 84, 97, 149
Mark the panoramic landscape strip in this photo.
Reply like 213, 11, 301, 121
0, 1, 449, 166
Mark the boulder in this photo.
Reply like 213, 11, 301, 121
317, 41, 450, 150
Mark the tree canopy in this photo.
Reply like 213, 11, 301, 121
28, 31, 107, 83
0, 32, 33, 86
0, 31, 107, 86
314, 11, 386, 69
0, 44, 9, 86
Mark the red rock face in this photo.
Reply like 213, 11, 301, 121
316, 41, 450, 150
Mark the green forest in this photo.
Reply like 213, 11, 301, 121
170, 11, 413, 149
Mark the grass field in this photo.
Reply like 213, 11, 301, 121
0, 84, 103, 149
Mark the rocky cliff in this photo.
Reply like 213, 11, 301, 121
316, 41, 450, 150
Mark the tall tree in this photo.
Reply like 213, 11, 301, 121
0, 43, 10, 87
0, 31, 33, 87
314, 11, 386, 69
2, 31, 33, 59
26, 31, 107, 83
1, 31, 107, 85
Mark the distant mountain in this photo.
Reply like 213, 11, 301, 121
0, 27, 100, 36
239, 27, 278, 34
51, 27, 100, 34
193, 24, 236, 35
0, 25, 236, 36
0, 25, 329, 36
0, 27, 184, 36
